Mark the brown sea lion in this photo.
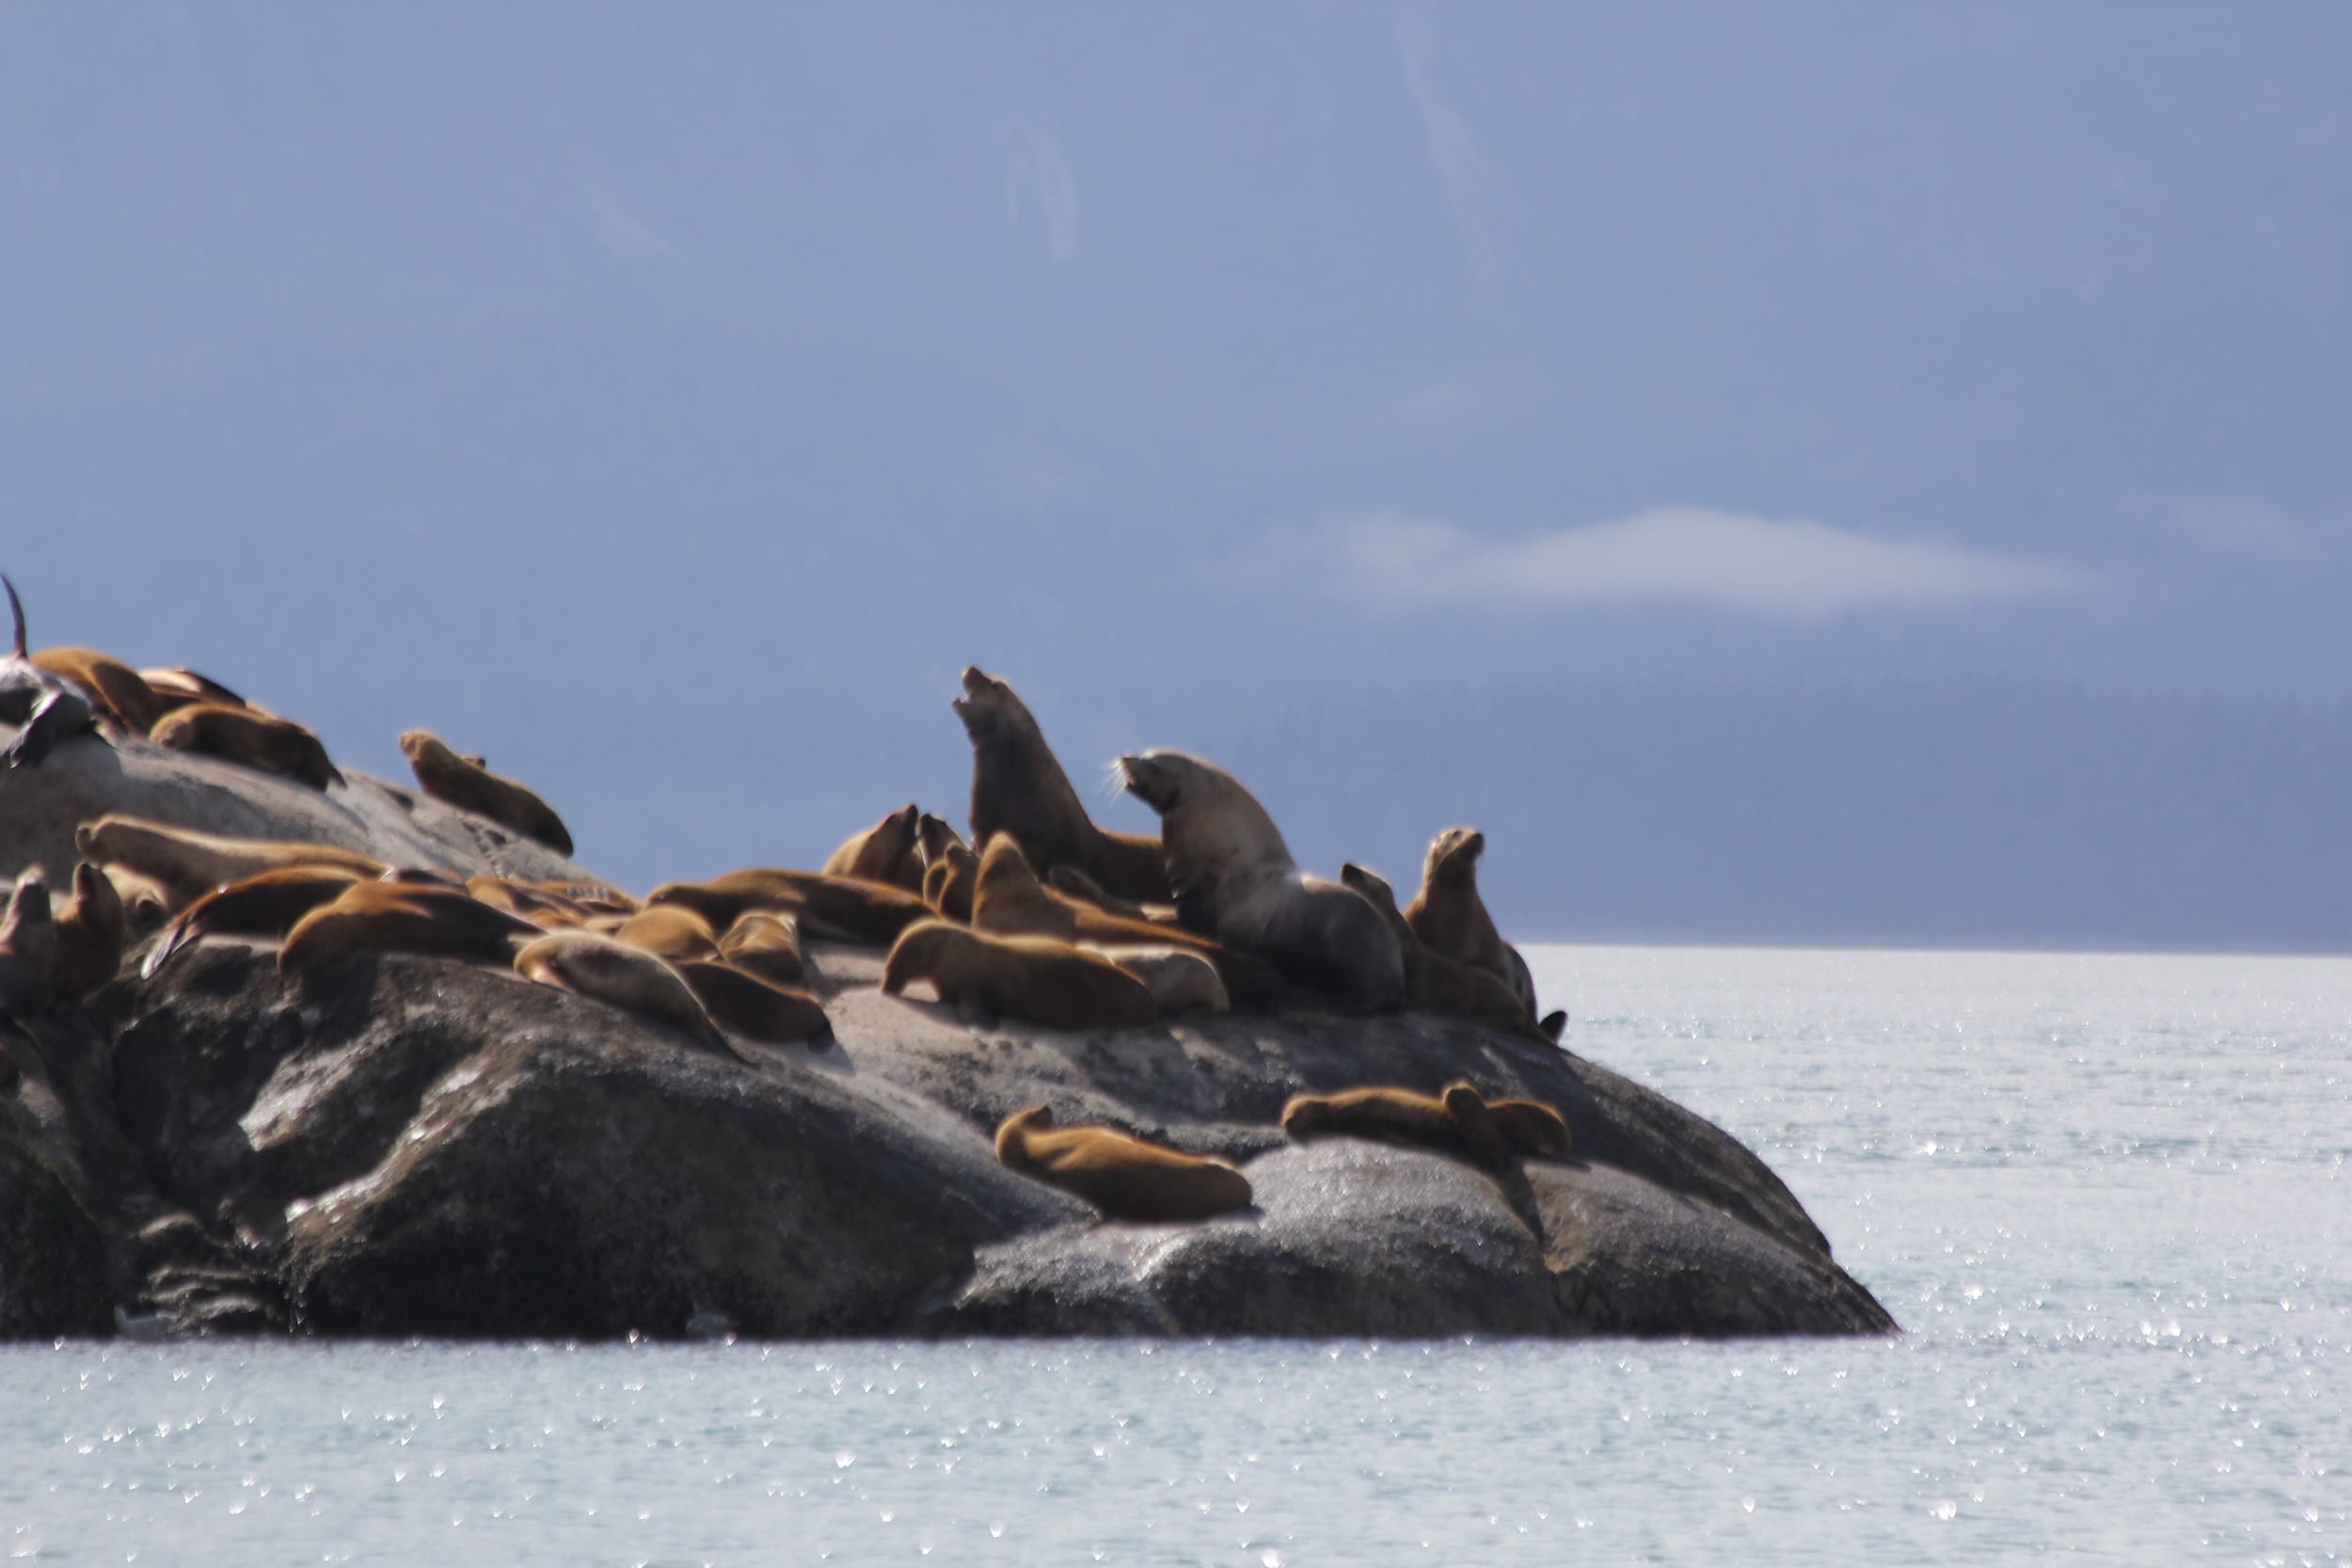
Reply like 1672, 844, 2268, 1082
1280, 1083, 1509, 1166
615, 904, 723, 962
512, 929, 738, 1057
140, 865, 370, 977
920, 843, 978, 923
137, 666, 258, 716
647, 869, 931, 946
1117, 750, 1404, 1011
993, 1104, 1253, 1222
914, 812, 965, 869
51, 863, 126, 1005
1340, 862, 1539, 1037
1075, 942, 1230, 1015
1405, 827, 1538, 1020
882, 919, 1157, 1031
30, 648, 166, 732
75, 816, 389, 902
953, 666, 1169, 902
103, 866, 176, 935
0, 577, 98, 769
1484, 1094, 1574, 1159
821, 802, 923, 888
397, 730, 574, 855
674, 958, 830, 1045
717, 911, 806, 988
278, 882, 538, 974
0, 871, 57, 1012
151, 703, 342, 791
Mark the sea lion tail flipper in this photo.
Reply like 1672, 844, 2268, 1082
4, 575, 23, 658
1539, 1009, 1567, 1042
139, 918, 196, 979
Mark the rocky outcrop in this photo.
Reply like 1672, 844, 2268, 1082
1, 721, 1894, 1341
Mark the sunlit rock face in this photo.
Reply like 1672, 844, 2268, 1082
1, 727, 1891, 1341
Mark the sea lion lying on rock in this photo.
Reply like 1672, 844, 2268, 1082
882, 919, 1157, 1031
399, 730, 575, 856
151, 704, 342, 792
615, 904, 723, 961
954, 666, 1169, 903
647, 869, 931, 946
29, 646, 166, 733
1282, 1082, 1571, 1169
278, 881, 538, 974
1075, 942, 1230, 1016
716, 911, 807, 988
673, 958, 831, 1045
513, 929, 740, 1057
141, 866, 368, 976
1117, 750, 1404, 1011
993, 1104, 1253, 1222
76, 816, 390, 905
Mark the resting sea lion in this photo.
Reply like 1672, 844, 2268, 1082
136, 666, 256, 717
512, 929, 739, 1057
75, 816, 389, 902
0, 871, 57, 1012
717, 911, 806, 988
615, 904, 723, 961
993, 1104, 1253, 1222
151, 703, 342, 791
464, 876, 594, 928
953, 666, 1169, 902
51, 863, 126, 1005
1075, 942, 1230, 1015
139, 865, 369, 977
821, 803, 923, 888
1341, 862, 1539, 1037
647, 869, 930, 946
278, 882, 537, 974
30, 647, 166, 732
397, 730, 574, 854
0, 577, 98, 769
882, 919, 1157, 1031
1117, 750, 1404, 1011
920, 843, 977, 923
1405, 828, 1537, 1020
534, 879, 639, 916
1280, 1083, 1509, 1166
674, 958, 830, 1045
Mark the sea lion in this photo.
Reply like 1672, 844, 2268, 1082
278, 882, 538, 974
1280, 1083, 1509, 1166
717, 911, 806, 988
1075, 942, 1230, 1015
882, 919, 1157, 1031
914, 812, 966, 869
1484, 1094, 1574, 1159
30, 647, 166, 732
953, 666, 1170, 902
512, 929, 739, 1057
136, 666, 256, 717
1117, 750, 1405, 1011
920, 843, 978, 923
139, 865, 369, 977
0, 871, 57, 1013
1341, 862, 1540, 1037
674, 958, 830, 1045
533, 879, 640, 916
1044, 864, 1178, 925
1405, 827, 1538, 1020
0, 577, 98, 769
647, 869, 931, 946
821, 803, 923, 888
103, 866, 176, 935
75, 816, 389, 902
993, 1104, 1253, 1222
615, 904, 723, 962
151, 703, 342, 791
51, 863, 126, 1005
464, 876, 595, 928
398, 730, 575, 856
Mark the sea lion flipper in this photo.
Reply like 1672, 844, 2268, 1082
4, 576, 23, 659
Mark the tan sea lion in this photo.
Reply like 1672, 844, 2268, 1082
914, 812, 965, 869
1485, 1095, 1574, 1159
136, 666, 257, 716
51, 863, 126, 1006
953, 666, 1169, 902
512, 929, 738, 1057
30, 648, 166, 732
1280, 1083, 1509, 1166
1341, 862, 1539, 1037
882, 919, 1157, 1031
1117, 750, 1404, 1011
1075, 942, 1230, 1015
464, 876, 595, 928
615, 904, 723, 962
920, 843, 978, 923
140, 865, 370, 977
0, 871, 57, 1012
716, 911, 806, 988
151, 703, 342, 791
674, 958, 830, 1045
0, 577, 98, 769
278, 882, 538, 974
1405, 827, 1538, 1020
647, 869, 931, 946
821, 803, 923, 888
398, 730, 574, 855
75, 816, 389, 902
993, 1104, 1252, 1222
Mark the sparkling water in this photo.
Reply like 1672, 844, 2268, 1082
5, 946, 2345, 1564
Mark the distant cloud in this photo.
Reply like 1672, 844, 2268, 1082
583, 184, 684, 262
1300, 507, 2085, 618
1000, 121, 1079, 263
1393, 2, 1510, 286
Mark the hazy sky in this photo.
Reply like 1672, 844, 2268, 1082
3, 5, 2345, 891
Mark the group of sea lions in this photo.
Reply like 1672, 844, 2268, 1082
1, 576, 1573, 1225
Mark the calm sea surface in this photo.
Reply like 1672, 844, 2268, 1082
4, 946, 2346, 1565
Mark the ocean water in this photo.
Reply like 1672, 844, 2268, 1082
4, 945, 2346, 1565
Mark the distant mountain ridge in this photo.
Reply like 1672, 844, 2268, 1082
1222, 679, 2352, 954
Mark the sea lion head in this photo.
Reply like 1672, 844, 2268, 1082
398, 729, 451, 768
1116, 751, 1290, 888
6, 868, 51, 924
952, 666, 1033, 741
1424, 826, 1486, 888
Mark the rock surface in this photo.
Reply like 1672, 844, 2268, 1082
1, 721, 1894, 1341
